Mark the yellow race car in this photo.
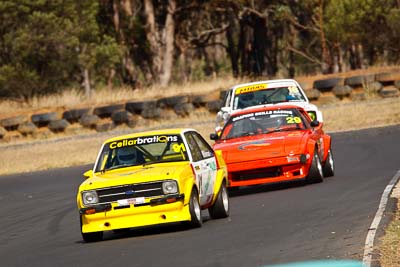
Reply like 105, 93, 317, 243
77, 128, 229, 242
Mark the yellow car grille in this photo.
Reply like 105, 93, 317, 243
96, 181, 164, 204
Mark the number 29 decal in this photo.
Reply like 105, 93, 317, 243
286, 116, 301, 124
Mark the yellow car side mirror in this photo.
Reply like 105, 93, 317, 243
83, 170, 93, 179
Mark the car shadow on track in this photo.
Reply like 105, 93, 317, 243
227, 179, 312, 198
75, 221, 207, 244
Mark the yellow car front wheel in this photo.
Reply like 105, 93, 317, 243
208, 183, 229, 219
188, 188, 202, 228
80, 216, 103, 243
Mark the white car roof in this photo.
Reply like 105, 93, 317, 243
229, 79, 301, 90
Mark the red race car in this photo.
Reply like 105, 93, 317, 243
211, 105, 334, 188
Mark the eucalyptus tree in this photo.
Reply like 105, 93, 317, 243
0, 0, 122, 99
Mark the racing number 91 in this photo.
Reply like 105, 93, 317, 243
173, 143, 186, 153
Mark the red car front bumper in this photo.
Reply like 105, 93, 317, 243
227, 156, 310, 187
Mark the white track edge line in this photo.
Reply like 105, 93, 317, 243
362, 169, 400, 267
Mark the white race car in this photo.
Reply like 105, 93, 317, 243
216, 79, 323, 131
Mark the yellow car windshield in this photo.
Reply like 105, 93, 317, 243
95, 134, 189, 172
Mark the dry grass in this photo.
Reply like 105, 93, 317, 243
322, 97, 400, 132
0, 76, 247, 117
379, 185, 400, 267
1, 137, 103, 174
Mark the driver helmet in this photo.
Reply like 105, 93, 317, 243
117, 146, 137, 165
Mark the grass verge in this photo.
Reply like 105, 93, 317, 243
379, 184, 400, 267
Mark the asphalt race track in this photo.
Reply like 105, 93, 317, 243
1, 125, 399, 267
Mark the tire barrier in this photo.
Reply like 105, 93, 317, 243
157, 95, 190, 108
364, 82, 383, 93
93, 104, 125, 118
344, 75, 365, 87
305, 89, 321, 101
375, 71, 400, 83
313, 77, 344, 92
111, 110, 134, 125
2, 69, 400, 141
205, 100, 223, 113
379, 86, 400, 98
333, 85, 353, 99
62, 108, 91, 123
141, 107, 162, 119
1, 115, 29, 131
125, 100, 157, 114
17, 121, 38, 135
174, 103, 195, 117
31, 112, 59, 127
80, 114, 99, 128
48, 119, 70, 133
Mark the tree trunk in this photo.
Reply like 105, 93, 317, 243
357, 43, 365, 69
349, 43, 357, 69
144, 0, 160, 82
203, 48, 214, 77
287, 23, 297, 78
159, 0, 176, 87
253, 17, 266, 76
332, 43, 340, 73
121, 0, 133, 16
107, 68, 116, 91
337, 43, 345, 72
318, 0, 331, 74
238, 21, 253, 76
83, 68, 91, 99
112, 0, 137, 85
226, 9, 239, 77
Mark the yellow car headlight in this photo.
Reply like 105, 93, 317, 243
82, 191, 99, 206
162, 181, 178, 194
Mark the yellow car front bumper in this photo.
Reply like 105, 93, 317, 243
81, 195, 191, 233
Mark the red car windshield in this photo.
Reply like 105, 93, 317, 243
220, 108, 307, 140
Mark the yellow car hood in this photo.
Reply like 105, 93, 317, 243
80, 162, 190, 190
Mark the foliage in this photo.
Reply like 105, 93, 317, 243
0, 0, 400, 99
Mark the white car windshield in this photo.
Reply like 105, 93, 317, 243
232, 86, 307, 110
